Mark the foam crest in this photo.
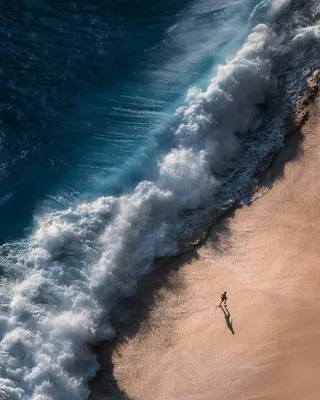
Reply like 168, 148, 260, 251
294, 25, 320, 42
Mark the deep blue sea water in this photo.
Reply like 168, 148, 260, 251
0, 0, 248, 242
0, 0, 319, 399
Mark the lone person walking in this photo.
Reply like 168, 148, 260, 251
219, 291, 228, 306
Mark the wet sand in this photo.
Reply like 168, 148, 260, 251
90, 72, 320, 399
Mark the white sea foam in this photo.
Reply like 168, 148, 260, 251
0, 2, 318, 398
294, 25, 320, 42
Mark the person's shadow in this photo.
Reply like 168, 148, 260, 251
219, 305, 235, 335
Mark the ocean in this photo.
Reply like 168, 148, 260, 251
0, 0, 319, 399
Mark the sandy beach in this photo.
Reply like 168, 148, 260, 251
90, 72, 320, 400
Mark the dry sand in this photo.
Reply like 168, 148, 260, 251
91, 74, 320, 399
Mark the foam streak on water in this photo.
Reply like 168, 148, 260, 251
1, 0, 320, 399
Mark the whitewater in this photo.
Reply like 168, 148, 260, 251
1, 0, 320, 399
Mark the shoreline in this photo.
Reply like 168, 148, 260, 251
89, 70, 320, 399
